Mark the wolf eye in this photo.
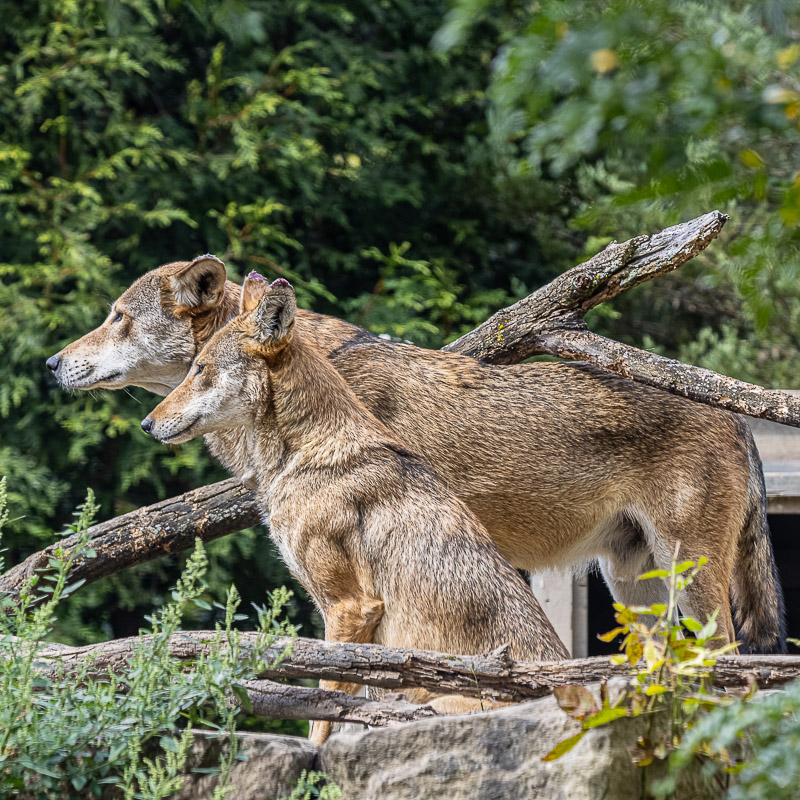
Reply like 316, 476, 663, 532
112, 311, 123, 323
196, 363, 205, 375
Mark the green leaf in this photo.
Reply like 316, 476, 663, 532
583, 706, 627, 728
231, 683, 253, 714
637, 569, 669, 581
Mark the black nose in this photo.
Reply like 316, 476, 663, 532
46, 355, 60, 373
141, 418, 155, 435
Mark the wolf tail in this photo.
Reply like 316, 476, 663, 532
730, 423, 786, 654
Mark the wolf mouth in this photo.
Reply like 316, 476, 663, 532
160, 417, 201, 442
64, 370, 123, 389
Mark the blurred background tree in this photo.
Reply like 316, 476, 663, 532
437, 0, 800, 379
0, 0, 797, 671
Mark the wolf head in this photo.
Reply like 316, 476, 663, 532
46, 255, 234, 396
140, 275, 297, 443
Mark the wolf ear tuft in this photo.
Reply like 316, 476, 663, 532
171, 255, 226, 311
240, 271, 269, 314
252, 280, 296, 347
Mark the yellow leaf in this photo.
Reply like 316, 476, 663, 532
542, 731, 584, 761
637, 569, 669, 581
597, 627, 626, 643
625, 638, 643, 666
644, 685, 668, 696
764, 85, 798, 105
643, 641, 664, 673
778, 45, 800, 69
591, 49, 618, 74
740, 149, 765, 169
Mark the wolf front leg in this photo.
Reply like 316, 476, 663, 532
308, 595, 385, 746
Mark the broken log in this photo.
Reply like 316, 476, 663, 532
29, 634, 800, 702
0, 479, 257, 597
232, 679, 439, 726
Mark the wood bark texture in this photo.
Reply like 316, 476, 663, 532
443, 210, 800, 426
0, 479, 257, 597
29, 634, 800, 703
232, 679, 439, 726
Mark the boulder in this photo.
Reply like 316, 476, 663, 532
174, 730, 317, 800
317, 694, 724, 800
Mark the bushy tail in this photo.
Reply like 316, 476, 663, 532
730, 425, 786, 654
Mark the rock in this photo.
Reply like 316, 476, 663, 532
317, 694, 724, 800
173, 730, 317, 800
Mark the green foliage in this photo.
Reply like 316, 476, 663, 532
277, 770, 343, 800
0, 481, 296, 799
0, 0, 569, 649
665, 676, 800, 798
544, 555, 738, 770
439, 0, 800, 375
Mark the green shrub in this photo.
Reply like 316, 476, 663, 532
665, 674, 800, 799
0, 477, 296, 799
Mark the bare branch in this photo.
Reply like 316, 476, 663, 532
232, 679, 439, 726
444, 210, 800, 427
539, 330, 800, 427
0, 479, 258, 597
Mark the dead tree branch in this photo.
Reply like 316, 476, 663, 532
443, 210, 800, 427
29, 634, 800, 702
0, 479, 257, 597
232, 679, 439, 726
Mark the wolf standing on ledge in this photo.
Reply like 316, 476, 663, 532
141, 275, 568, 744
48, 254, 786, 654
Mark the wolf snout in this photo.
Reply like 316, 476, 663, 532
46, 355, 60, 373
140, 417, 155, 435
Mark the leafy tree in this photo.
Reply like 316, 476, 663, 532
0, 0, 571, 645
438, 0, 800, 380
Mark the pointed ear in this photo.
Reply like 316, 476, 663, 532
170, 255, 226, 311
252, 279, 296, 347
240, 271, 269, 314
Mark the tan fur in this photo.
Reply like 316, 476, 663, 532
144, 278, 569, 744
50, 258, 786, 654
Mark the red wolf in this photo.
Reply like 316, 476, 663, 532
48, 255, 786, 653
142, 275, 569, 743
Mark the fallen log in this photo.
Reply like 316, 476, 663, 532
0, 479, 257, 597
28, 634, 800, 701
232, 679, 439, 726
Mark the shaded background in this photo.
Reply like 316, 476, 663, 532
1, 0, 798, 671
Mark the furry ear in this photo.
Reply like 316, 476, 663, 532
252, 278, 296, 347
240, 271, 269, 314
171, 255, 226, 311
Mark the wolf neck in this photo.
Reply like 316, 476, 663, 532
252, 335, 383, 480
